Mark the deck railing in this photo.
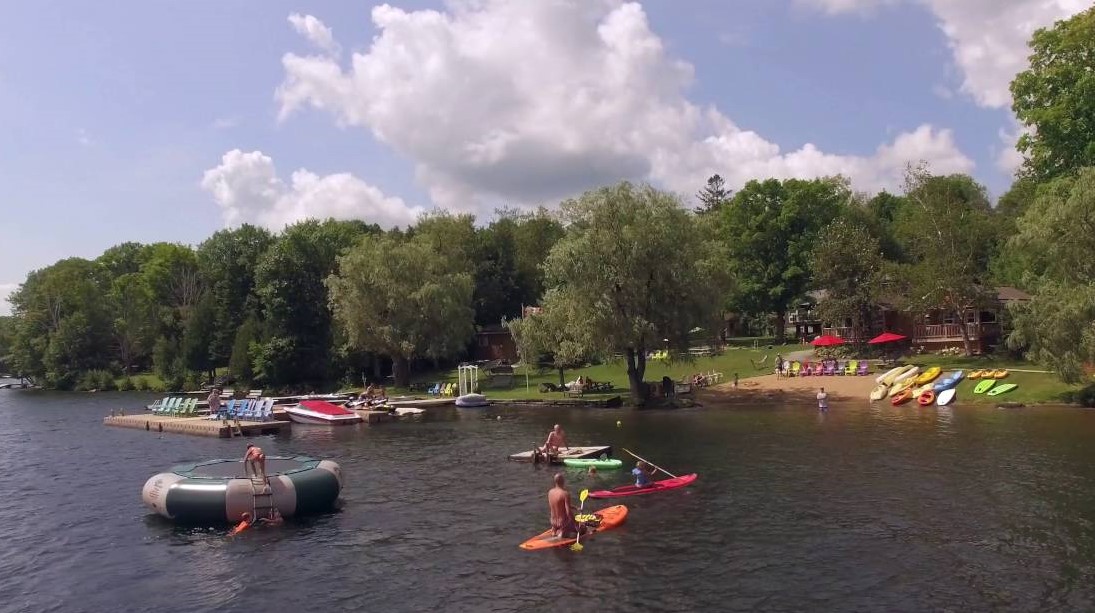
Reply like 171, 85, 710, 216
914, 323, 982, 340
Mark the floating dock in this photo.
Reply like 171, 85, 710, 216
104, 414, 290, 438
508, 445, 613, 463
388, 397, 455, 408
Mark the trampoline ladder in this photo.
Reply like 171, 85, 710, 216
250, 476, 275, 521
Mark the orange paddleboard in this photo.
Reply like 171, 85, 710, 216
519, 505, 628, 550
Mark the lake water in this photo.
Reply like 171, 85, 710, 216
1, 383, 1094, 612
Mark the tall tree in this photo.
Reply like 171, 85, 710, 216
811, 219, 885, 344
107, 273, 156, 374
197, 225, 273, 367
540, 182, 728, 405
697, 174, 731, 214
506, 290, 598, 386
327, 233, 475, 387
1007, 168, 1095, 382
1010, 6, 1095, 181
892, 170, 1000, 356
719, 177, 848, 340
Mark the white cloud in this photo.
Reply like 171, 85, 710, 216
800, 0, 1088, 108
0, 283, 17, 316
275, 2, 973, 211
77, 128, 92, 146
287, 13, 340, 56
200, 149, 424, 230
212, 117, 238, 130
995, 123, 1027, 175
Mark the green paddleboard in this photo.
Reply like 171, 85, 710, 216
973, 379, 996, 394
986, 383, 1017, 396
563, 458, 623, 470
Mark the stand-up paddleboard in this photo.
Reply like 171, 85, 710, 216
937, 388, 956, 406
563, 458, 623, 470
986, 383, 1017, 396
519, 505, 628, 550
588, 473, 698, 499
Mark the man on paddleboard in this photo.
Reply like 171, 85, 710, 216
548, 473, 581, 538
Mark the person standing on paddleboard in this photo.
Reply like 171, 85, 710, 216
548, 473, 579, 538
817, 387, 828, 412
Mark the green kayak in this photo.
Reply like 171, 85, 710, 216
986, 383, 1018, 396
563, 458, 623, 470
973, 379, 996, 394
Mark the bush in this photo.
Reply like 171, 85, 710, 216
95, 370, 117, 391
134, 377, 150, 391
1076, 383, 1095, 408
117, 377, 135, 391
164, 372, 185, 392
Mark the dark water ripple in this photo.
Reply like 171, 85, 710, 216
1, 385, 1094, 612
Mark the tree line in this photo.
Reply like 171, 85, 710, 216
1, 7, 1092, 398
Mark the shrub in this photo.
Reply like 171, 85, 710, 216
95, 370, 117, 391
164, 372, 185, 392
1076, 383, 1095, 408
134, 377, 150, 391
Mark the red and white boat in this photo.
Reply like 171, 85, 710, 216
284, 400, 363, 425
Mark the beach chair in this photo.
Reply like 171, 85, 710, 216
857, 361, 870, 376
803, 362, 816, 376
166, 397, 183, 415
227, 399, 244, 420
181, 398, 196, 416
160, 397, 178, 415
261, 399, 274, 421
789, 361, 801, 377
844, 360, 857, 376
427, 383, 440, 396
823, 362, 836, 376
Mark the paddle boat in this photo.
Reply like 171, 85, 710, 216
455, 393, 489, 408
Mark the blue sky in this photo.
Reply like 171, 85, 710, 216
0, 0, 1083, 313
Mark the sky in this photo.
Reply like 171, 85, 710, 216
0, 0, 1089, 315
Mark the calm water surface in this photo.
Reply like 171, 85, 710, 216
2, 382, 1095, 612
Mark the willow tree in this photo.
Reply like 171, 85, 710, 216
327, 233, 475, 387
505, 291, 597, 387
541, 182, 727, 405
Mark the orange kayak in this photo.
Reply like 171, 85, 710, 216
519, 505, 628, 550
917, 390, 936, 406
891, 389, 912, 406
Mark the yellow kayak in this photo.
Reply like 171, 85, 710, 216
992, 369, 1009, 379
915, 366, 941, 385
968, 370, 984, 380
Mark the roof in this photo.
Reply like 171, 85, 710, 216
995, 286, 1031, 302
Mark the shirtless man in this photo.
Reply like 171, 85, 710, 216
542, 424, 568, 458
548, 473, 579, 538
244, 444, 267, 481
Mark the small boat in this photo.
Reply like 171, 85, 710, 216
891, 389, 913, 406
588, 473, 697, 499
888, 378, 915, 397
973, 379, 996, 394
986, 383, 1018, 396
284, 400, 363, 425
932, 370, 964, 392
508, 446, 613, 463
519, 505, 628, 550
915, 366, 942, 385
869, 384, 888, 401
968, 370, 984, 380
917, 390, 936, 406
563, 458, 623, 470
937, 388, 956, 406
892, 366, 920, 385
393, 406, 426, 417
911, 383, 934, 397
991, 369, 1009, 379
875, 366, 905, 385
455, 393, 489, 407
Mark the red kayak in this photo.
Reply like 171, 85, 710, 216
588, 473, 697, 499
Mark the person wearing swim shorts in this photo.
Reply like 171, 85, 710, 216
244, 444, 267, 481
548, 473, 579, 538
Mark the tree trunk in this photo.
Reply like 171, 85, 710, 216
774, 310, 787, 343
557, 367, 565, 387
957, 309, 973, 356
625, 347, 648, 407
372, 353, 383, 383
393, 355, 410, 388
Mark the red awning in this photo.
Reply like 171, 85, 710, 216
868, 331, 908, 344
811, 335, 845, 347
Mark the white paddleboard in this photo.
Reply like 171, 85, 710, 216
937, 388, 956, 406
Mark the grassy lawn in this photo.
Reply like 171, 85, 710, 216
387, 344, 799, 400
900, 356, 1080, 404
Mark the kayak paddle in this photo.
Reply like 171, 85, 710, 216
622, 448, 679, 479
570, 489, 589, 552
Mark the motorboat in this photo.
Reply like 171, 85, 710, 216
284, 400, 363, 425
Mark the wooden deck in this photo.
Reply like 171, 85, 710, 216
388, 397, 455, 408
104, 414, 290, 438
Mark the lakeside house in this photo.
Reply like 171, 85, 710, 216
473, 323, 520, 363
809, 286, 1031, 353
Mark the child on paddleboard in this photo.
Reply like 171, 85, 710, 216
632, 461, 655, 488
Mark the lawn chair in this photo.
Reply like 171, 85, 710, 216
261, 399, 274, 421
856, 361, 870, 376
823, 362, 836, 376
789, 361, 802, 377
803, 361, 816, 376
427, 383, 440, 396
166, 397, 183, 415
182, 398, 197, 416
844, 360, 858, 376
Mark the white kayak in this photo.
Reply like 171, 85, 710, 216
937, 388, 956, 406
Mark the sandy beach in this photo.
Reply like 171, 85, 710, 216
698, 372, 876, 406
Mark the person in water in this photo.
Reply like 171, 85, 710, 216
817, 387, 829, 412
244, 444, 267, 481
548, 473, 581, 538
632, 461, 655, 488
542, 424, 568, 458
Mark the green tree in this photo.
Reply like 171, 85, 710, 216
0, 316, 14, 374
196, 225, 273, 367
697, 174, 731, 214
229, 316, 261, 385
719, 177, 848, 340
811, 219, 885, 344
107, 273, 156, 374
541, 182, 728, 405
892, 170, 1000, 356
327, 233, 475, 387
1007, 168, 1095, 382
505, 290, 597, 386
1010, 6, 1095, 181
182, 294, 217, 381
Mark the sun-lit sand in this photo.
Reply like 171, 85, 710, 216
697, 372, 876, 406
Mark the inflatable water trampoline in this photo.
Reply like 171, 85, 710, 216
142, 455, 342, 523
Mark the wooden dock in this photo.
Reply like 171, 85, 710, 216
388, 397, 455, 408
104, 414, 290, 438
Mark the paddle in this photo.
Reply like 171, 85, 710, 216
622, 448, 678, 479
570, 489, 589, 552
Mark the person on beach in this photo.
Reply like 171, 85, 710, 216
776, 354, 784, 379
632, 461, 655, 488
244, 444, 267, 480
207, 387, 222, 416
548, 473, 581, 538
542, 424, 568, 458
817, 387, 829, 412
